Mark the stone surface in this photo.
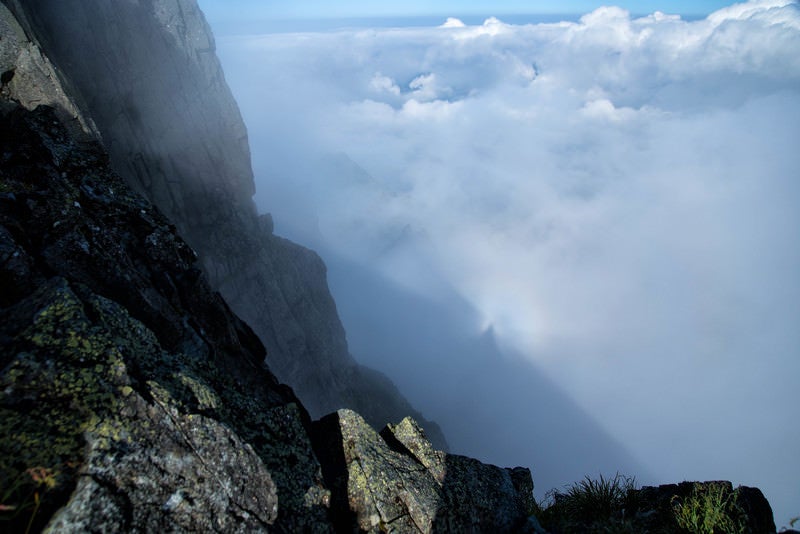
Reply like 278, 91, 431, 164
537, 478, 777, 534
0, 2, 96, 136
633, 481, 776, 534
4, 0, 447, 449
313, 409, 534, 533
0, 73, 540, 534
0, 103, 330, 532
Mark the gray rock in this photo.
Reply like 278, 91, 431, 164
6, 0, 448, 450
314, 409, 534, 533
634, 481, 776, 534
0, 99, 535, 533
0, 103, 330, 532
0, 2, 96, 136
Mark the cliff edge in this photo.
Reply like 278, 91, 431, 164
0, 6, 534, 528
2, 0, 446, 448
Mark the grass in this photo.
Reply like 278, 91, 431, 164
533, 475, 761, 534
1, 467, 58, 534
670, 482, 748, 534
535, 473, 639, 533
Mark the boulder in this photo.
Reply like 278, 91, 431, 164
633, 481, 776, 534
313, 409, 534, 533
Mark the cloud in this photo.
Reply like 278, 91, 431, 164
217, 1, 800, 523
440, 17, 465, 28
369, 73, 401, 95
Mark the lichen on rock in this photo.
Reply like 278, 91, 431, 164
0, 103, 329, 532
313, 409, 535, 533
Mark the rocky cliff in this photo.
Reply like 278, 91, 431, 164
1, 0, 446, 448
0, 100, 535, 531
0, 2, 780, 533
0, 6, 535, 530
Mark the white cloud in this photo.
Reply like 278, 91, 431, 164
217, 1, 800, 523
369, 73, 401, 95
440, 17, 465, 28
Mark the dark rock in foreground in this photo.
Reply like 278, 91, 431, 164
0, 104, 329, 532
634, 481, 776, 534
0, 101, 534, 532
3, 0, 447, 449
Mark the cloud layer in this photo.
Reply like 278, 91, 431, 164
216, 1, 800, 523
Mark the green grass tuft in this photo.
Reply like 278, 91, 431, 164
671, 483, 748, 534
536, 473, 639, 533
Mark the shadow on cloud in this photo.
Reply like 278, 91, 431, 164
323, 246, 654, 496
215, 0, 800, 522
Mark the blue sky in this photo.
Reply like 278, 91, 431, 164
198, 0, 737, 19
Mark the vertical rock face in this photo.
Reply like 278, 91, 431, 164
5, 0, 254, 232
0, 103, 331, 532
0, 97, 534, 533
0, 3, 95, 136
4, 0, 447, 447
0, 4, 780, 533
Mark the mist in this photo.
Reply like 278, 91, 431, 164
201, 0, 800, 524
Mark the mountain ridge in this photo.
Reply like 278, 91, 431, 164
2, 0, 446, 449
0, 4, 535, 529
0, 1, 780, 532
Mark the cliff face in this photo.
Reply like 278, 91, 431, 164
3, 0, 446, 447
0, 3, 781, 532
0, 101, 539, 532
0, 101, 329, 531
0, 6, 535, 530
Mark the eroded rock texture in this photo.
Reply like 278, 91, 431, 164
0, 104, 330, 532
0, 75, 534, 534
2, 0, 447, 447
314, 410, 535, 533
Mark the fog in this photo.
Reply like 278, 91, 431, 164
201, 0, 800, 524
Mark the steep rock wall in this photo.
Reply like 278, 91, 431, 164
0, 5, 778, 533
0, 84, 534, 532
3, 0, 446, 447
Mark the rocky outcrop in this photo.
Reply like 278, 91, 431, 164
537, 477, 776, 534
633, 481, 776, 534
313, 410, 535, 533
0, 103, 332, 532
0, 19, 533, 529
1, 0, 446, 448
0, 3, 95, 137
0, 101, 533, 532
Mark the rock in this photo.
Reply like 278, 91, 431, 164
0, 103, 331, 532
0, 90, 540, 534
632, 481, 776, 534
0, 2, 96, 136
535, 477, 777, 534
7, 0, 448, 450
313, 409, 534, 533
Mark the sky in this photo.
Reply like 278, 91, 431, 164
198, 0, 800, 526
199, 0, 735, 19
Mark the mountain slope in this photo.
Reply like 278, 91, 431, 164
2, 0, 446, 447
0, 7, 534, 529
